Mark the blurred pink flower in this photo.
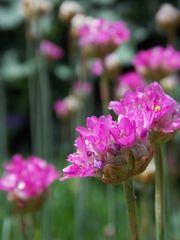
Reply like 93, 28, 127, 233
109, 82, 180, 141
91, 60, 103, 77
0, 154, 59, 201
78, 18, 130, 57
54, 95, 79, 119
73, 80, 92, 96
39, 40, 64, 60
133, 46, 180, 80
116, 71, 146, 97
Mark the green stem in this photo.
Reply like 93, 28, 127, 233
155, 144, 165, 240
0, 77, 8, 160
123, 178, 139, 240
100, 59, 109, 115
19, 214, 28, 240
32, 213, 42, 240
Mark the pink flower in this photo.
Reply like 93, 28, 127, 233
0, 154, 59, 201
133, 46, 180, 80
73, 80, 92, 96
39, 40, 64, 60
91, 60, 103, 77
116, 71, 146, 97
60, 115, 153, 183
109, 82, 180, 141
78, 18, 130, 57
54, 95, 79, 119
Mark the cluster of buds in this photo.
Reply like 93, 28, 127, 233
133, 46, 180, 80
155, 3, 180, 34
61, 82, 180, 184
0, 154, 59, 212
22, 0, 52, 19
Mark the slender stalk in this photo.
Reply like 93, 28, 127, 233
123, 178, 139, 240
155, 144, 165, 240
100, 58, 109, 114
19, 215, 28, 240
32, 213, 42, 240
0, 77, 8, 160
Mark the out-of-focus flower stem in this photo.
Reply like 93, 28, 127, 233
19, 214, 28, 240
0, 77, 8, 160
32, 213, 42, 240
100, 58, 109, 114
123, 178, 139, 240
155, 144, 165, 240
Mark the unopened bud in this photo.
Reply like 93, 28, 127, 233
155, 3, 180, 32
59, 1, 84, 22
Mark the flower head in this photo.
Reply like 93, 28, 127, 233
0, 154, 59, 211
60, 115, 153, 184
133, 46, 180, 80
39, 40, 64, 60
78, 18, 130, 58
109, 82, 180, 142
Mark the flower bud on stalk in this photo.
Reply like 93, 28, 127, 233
58, 1, 84, 22
155, 3, 180, 34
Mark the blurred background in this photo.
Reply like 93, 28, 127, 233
0, 0, 180, 239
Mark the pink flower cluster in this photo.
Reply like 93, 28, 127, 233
110, 82, 180, 141
116, 71, 145, 97
0, 154, 59, 201
61, 115, 153, 183
39, 40, 64, 60
133, 46, 180, 80
78, 18, 130, 57
61, 82, 180, 183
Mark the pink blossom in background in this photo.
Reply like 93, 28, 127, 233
116, 71, 146, 97
133, 46, 180, 80
54, 99, 69, 118
78, 18, 130, 56
91, 60, 103, 77
0, 154, 59, 201
109, 82, 180, 141
73, 80, 92, 96
39, 40, 64, 60
54, 95, 79, 119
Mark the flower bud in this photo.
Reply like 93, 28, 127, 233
58, 1, 84, 22
155, 3, 180, 32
